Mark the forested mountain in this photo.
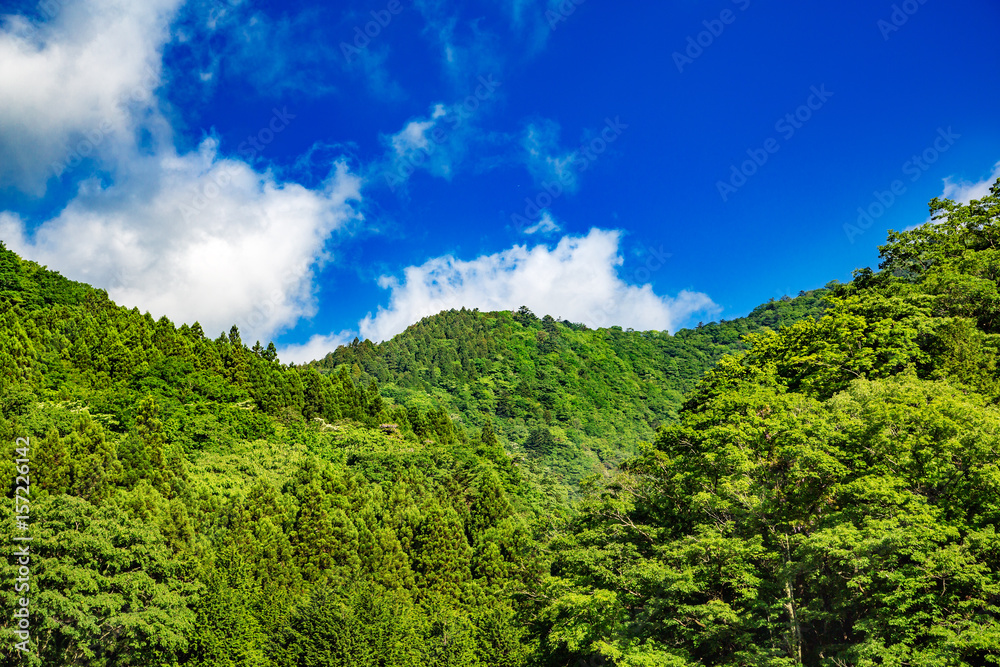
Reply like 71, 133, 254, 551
315, 289, 828, 497
0, 243, 543, 665
0, 179, 998, 666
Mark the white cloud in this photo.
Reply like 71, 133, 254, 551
1, 141, 361, 343
940, 161, 1000, 204
359, 228, 717, 342
278, 331, 357, 364
379, 90, 502, 190
0, 0, 365, 346
0, 0, 183, 194
391, 105, 447, 155
907, 161, 1000, 230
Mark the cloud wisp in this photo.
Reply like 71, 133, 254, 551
940, 161, 1000, 205
377, 75, 503, 191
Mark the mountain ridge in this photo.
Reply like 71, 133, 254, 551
311, 292, 830, 493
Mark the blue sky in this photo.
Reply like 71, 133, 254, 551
1, 0, 998, 362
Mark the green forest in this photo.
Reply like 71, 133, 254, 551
1, 180, 999, 666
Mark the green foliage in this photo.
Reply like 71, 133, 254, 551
2, 180, 998, 665
541, 178, 1000, 666
0, 495, 197, 666
0, 242, 539, 666
190, 550, 269, 667
287, 586, 422, 667
317, 291, 828, 496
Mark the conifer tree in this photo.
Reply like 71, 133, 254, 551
35, 426, 71, 494
413, 505, 473, 602
65, 415, 122, 503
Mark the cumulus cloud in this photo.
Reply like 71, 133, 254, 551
277, 331, 357, 364
940, 161, 1000, 204
1, 141, 361, 343
0, 0, 365, 346
359, 228, 717, 342
0, 0, 182, 194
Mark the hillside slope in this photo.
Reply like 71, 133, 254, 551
0, 236, 827, 664
0, 243, 549, 665
316, 292, 829, 492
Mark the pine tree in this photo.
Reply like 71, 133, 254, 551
191, 549, 269, 667
65, 415, 122, 503
35, 426, 71, 494
413, 505, 473, 602
469, 468, 512, 537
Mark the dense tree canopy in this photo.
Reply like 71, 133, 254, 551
316, 287, 829, 496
